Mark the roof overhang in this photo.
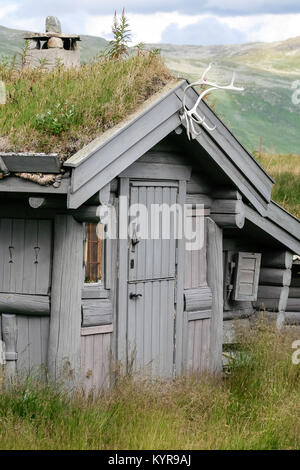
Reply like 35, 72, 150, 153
245, 202, 300, 254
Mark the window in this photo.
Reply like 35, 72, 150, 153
84, 223, 103, 283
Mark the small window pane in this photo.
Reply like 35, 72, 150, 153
84, 223, 102, 283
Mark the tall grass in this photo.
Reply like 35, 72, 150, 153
255, 152, 300, 219
0, 55, 172, 160
0, 321, 299, 450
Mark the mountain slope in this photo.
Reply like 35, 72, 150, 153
0, 24, 108, 62
150, 39, 300, 155
0, 24, 299, 155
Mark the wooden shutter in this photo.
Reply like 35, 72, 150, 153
233, 252, 261, 301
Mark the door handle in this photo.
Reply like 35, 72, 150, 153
129, 293, 142, 299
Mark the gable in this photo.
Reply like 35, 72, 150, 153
62, 79, 300, 255
64, 80, 274, 214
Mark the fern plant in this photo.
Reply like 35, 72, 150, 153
106, 10, 131, 60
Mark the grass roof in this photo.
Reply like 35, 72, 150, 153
0, 55, 173, 161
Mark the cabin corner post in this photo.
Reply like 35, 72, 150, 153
117, 178, 130, 372
48, 215, 84, 387
175, 180, 187, 376
207, 218, 223, 374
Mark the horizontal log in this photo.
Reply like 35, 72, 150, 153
211, 198, 245, 229
82, 298, 113, 327
0, 293, 50, 315
286, 298, 300, 312
73, 205, 100, 222
211, 199, 244, 214
288, 287, 300, 298
213, 190, 242, 200
28, 198, 102, 223
290, 276, 300, 288
259, 268, 292, 287
257, 285, 289, 299
285, 312, 300, 325
210, 212, 245, 229
261, 251, 293, 269
82, 285, 109, 299
255, 285, 289, 312
184, 287, 212, 312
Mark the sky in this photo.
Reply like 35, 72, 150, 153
1, 1, 300, 46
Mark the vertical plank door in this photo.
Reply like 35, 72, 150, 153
127, 182, 178, 378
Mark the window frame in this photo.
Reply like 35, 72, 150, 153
82, 222, 111, 298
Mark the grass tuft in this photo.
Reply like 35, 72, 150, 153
255, 152, 300, 219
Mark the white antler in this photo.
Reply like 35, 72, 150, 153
180, 63, 244, 140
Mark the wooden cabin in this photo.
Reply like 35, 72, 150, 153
0, 80, 299, 392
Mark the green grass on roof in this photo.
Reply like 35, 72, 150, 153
0, 55, 173, 160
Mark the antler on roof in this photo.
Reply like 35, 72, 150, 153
180, 63, 244, 140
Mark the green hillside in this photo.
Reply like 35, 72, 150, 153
0, 23, 299, 155
152, 40, 300, 155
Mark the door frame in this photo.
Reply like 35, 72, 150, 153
117, 178, 187, 374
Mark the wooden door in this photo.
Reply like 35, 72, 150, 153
127, 182, 178, 377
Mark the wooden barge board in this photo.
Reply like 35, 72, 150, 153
64, 80, 275, 213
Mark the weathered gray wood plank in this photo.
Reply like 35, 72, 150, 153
2, 314, 17, 380
117, 178, 129, 367
0, 153, 60, 173
120, 162, 191, 181
0, 176, 69, 194
207, 217, 223, 374
48, 215, 84, 386
80, 331, 112, 394
175, 181, 186, 376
